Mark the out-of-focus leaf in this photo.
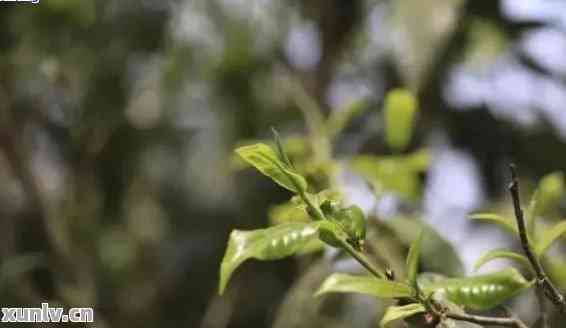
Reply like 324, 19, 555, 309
406, 149, 431, 172
527, 172, 564, 237
315, 273, 413, 299
350, 152, 429, 201
406, 232, 423, 286
469, 213, 518, 234
236, 143, 307, 193
545, 258, 566, 290
219, 222, 321, 294
534, 172, 564, 216
384, 88, 418, 152
535, 221, 566, 257
326, 99, 368, 137
422, 268, 532, 310
387, 218, 464, 277
473, 249, 530, 272
379, 303, 425, 327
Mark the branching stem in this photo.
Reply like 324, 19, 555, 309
445, 312, 528, 328
338, 238, 386, 280
508, 164, 566, 314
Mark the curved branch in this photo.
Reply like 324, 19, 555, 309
508, 164, 566, 314
446, 312, 528, 328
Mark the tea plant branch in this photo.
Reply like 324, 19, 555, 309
337, 237, 386, 280
508, 164, 566, 314
427, 298, 528, 328
445, 311, 528, 328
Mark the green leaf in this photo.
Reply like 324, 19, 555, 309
269, 201, 310, 225
350, 152, 428, 201
379, 303, 425, 328
318, 220, 347, 249
315, 273, 414, 299
535, 221, 566, 257
384, 88, 418, 152
422, 268, 532, 310
545, 258, 566, 290
406, 149, 431, 172
235, 143, 308, 193
271, 127, 294, 168
329, 205, 367, 251
469, 213, 518, 234
406, 231, 423, 285
473, 249, 530, 272
219, 222, 321, 294
387, 217, 464, 277
527, 172, 564, 238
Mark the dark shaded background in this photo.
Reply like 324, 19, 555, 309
1, 1, 566, 327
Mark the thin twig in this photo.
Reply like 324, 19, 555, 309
446, 312, 528, 328
338, 237, 386, 280
508, 164, 566, 313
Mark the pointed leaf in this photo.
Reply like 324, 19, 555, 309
235, 143, 307, 193
473, 249, 530, 272
271, 127, 294, 169
535, 221, 566, 257
527, 172, 564, 238
406, 231, 423, 285
379, 303, 425, 327
219, 222, 320, 294
422, 268, 532, 310
469, 213, 518, 234
315, 273, 413, 299
387, 217, 464, 277
384, 88, 418, 151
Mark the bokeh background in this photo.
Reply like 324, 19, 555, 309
1, 0, 566, 327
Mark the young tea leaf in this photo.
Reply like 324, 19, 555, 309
406, 231, 423, 286
315, 273, 414, 299
379, 303, 426, 328
422, 268, 532, 310
527, 172, 564, 238
271, 127, 295, 169
330, 205, 367, 251
219, 222, 321, 294
535, 221, 566, 257
469, 213, 518, 235
384, 88, 418, 152
236, 143, 307, 193
473, 249, 531, 272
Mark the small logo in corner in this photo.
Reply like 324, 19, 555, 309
0, 0, 40, 4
